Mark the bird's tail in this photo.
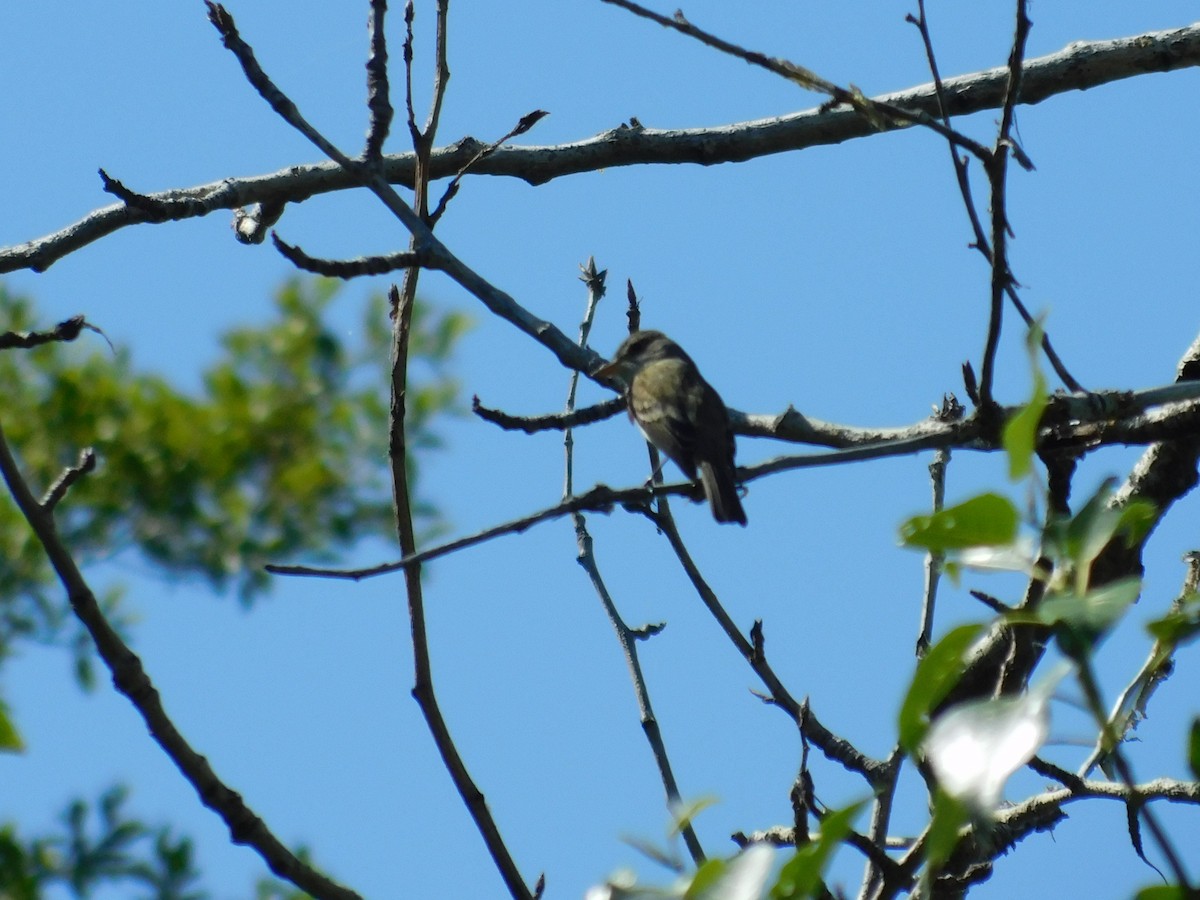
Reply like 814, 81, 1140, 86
699, 461, 747, 526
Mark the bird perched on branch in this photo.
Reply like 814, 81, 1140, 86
594, 330, 747, 525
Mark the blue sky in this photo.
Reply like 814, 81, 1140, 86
3, 2, 1200, 898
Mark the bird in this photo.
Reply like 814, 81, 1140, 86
594, 330, 747, 525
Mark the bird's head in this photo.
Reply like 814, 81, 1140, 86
592, 330, 691, 384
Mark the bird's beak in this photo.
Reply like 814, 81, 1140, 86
591, 358, 622, 381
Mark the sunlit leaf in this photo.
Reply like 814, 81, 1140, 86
669, 796, 718, 838
955, 538, 1038, 575
924, 790, 970, 877
770, 801, 865, 899
686, 859, 728, 898
689, 845, 774, 900
1145, 598, 1200, 646
1188, 718, 1200, 782
899, 624, 985, 752
1054, 481, 1154, 593
1037, 577, 1141, 645
925, 696, 1048, 811
1003, 373, 1047, 480
923, 664, 1067, 816
899, 493, 1019, 552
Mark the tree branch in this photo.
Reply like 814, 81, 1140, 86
5, 24, 1198, 274
0, 421, 362, 900
563, 261, 705, 864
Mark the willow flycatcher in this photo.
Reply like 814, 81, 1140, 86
595, 330, 747, 525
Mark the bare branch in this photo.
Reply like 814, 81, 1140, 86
916, 447, 950, 656
40, 448, 96, 512
976, 0, 1033, 409
389, 281, 536, 899
858, 748, 905, 900
6, 24, 1198, 274
561, 264, 705, 864
429, 109, 550, 226
1078, 551, 1200, 778
363, 0, 394, 161
0, 315, 88, 350
271, 377, 1200, 586
272, 233, 440, 278
737, 379, 1200, 451
600, 0, 997, 164
648, 500, 888, 784
907, 2, 1082, 393
204, 3, 606, 380
473, 395, 624, 433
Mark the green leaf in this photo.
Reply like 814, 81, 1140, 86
669, 796, 717, 838
686, 858, 728, 898
1003, 371, 1047, 480
1189, 718, 1200, 782
770, 800, 866, 899
924, 791, 970, 878
899, 493, 1019, 552
0, 280, 467, 665
1059, 478, 1118, 572
923, 684, 1057, 813
1054, 481, 1155, 593
1145, 600, 1200, 646
0, 698, 23, 753
898, 624, 986, 753
1037, 577, 1141, 637
1116, 499, 1158, 547
1135, 887, 1188, 900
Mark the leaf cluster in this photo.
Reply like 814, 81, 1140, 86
0, 786, 203, 900
0, 278, 468, 658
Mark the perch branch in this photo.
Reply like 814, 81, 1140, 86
5, 24, 1198, 273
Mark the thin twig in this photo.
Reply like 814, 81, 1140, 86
363, 0, 393, 161
429, 110, 549, 226
40, 448, 96, 511
976, 0, 1032, 410
402, 1, 418, 145
266, 482, 661, 580
1072, 654, 1192, 889
564, 260, 705, 863
648, 507, 888, 784
564, 258, 607, 501
1078, 551, 1200, 778
473, 395, 625, 433
272, 233, 439, 277
0, 315, 88, 350
424, 0, 451, 142
600, 0, 997, 163
380, 6, 536, 891
916, 447, 949, 656
906, 1, 1082, 393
